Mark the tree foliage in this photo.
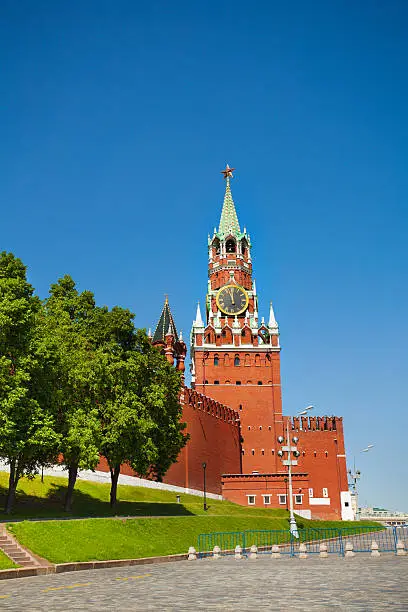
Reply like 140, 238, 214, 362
0, 255, 188, 514
0, 252, 60, 513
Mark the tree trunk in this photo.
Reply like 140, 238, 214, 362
64, 463, 78, 512
109, 464, 121, 509
4, 459, 19, 514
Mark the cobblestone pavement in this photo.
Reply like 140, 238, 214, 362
0, 555, 407, 611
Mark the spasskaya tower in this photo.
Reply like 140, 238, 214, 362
191, 165, 284, 474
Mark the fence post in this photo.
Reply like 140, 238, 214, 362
243, 531, 246, 557
290, 532, 294, 558
392, 526, 398, 553
338, 529, 344, 557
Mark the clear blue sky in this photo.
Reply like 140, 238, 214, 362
1, 1, 407, 511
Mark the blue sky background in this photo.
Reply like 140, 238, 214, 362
1, 1, 407, 510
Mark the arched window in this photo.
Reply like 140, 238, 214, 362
214, 380, 219, 385
214, 355, 219, 366
226, 238, 236, 253
255, 354, 260, 366
257, 381, 263, 385
234, 356, 240, 366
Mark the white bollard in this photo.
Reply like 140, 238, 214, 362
271, 545, 281, 559
235, 545, 243, 560
298, 543, 307, 559
249, 544, 258, 560
212, 545, 221, 559
188, 546, 197, 561
344, 541, 355, 558
319, 543, 328, 558
396, 539, 407, 556
371, 541, 380, 557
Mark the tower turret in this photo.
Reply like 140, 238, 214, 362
190, 165, 283, 474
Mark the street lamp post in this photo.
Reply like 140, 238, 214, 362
278, 406, 313, 539
202, 462, 207, 511
348, 445, 374, 520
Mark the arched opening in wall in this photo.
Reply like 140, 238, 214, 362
204, 380, 208, 384
314, 451, 317, 457
257, 381, 263, 385
255, 354, 260, 366
248, 426, 251, 430
247, 380, 253, 384
241, 238, 248, 257
224, 354, 230, 366
245, 353, 250, 366
271, 449, 275, 455
226, 238, 236, 253
225, 380, 231, 384
214, 355, 219, 366
302, 451, 306, 457
261, 449, 265, 455
251, 449, 255, 456
325, 451, 328, 457
234, 356, 240, 366
239, 404, 243, 410
213, 238, 220, 255
268, 426, 271, 431
259, 426, 262, 430
242, 449, 245, 455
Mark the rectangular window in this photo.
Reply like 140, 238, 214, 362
295, 494, 303, 505
247, 495, 256, 505
262, 495, 271, 505
308, 488, 314, 498
322, 487, 329, 498
278, 494, 286, 505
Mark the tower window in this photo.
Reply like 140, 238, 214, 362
234, 356, 240, 366
251, 449, 255, 456
257, 381, 263, 385
236, 381, 241, 385
242, 330, 245, 337
239, 404, 243, 411
222, 330, 226, 337
261, 449, 265, 456
214, 380, 219, 385
248, 426, 251, 430
214, 356, 219, 366
226, 239, 236, 253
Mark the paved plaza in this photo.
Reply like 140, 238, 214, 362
0, 555, 407, 610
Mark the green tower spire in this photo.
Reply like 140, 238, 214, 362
218, 164, 241, 238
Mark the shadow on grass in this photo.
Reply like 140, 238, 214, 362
0, 481, 194, 520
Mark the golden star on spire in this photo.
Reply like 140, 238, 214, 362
221, 164, 235, 179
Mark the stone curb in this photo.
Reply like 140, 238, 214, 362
0, 553, 188, 581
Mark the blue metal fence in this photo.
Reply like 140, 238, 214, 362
197, 525, 406, 558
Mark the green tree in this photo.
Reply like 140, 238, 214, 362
43, 276, 101, 512
0, 252, 60, 513
91, 313, 188, 508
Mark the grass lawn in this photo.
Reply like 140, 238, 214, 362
0, 549, 17, 570
8, 516, 380, 564
0, 471, 291, 520
0, 471, 380, 564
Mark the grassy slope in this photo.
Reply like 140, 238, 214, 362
0, 549, 17, 570
0, 471, 291, 520
8, 516, 378, 564
0, 472, 379, 564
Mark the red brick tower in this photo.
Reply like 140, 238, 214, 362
191, 165, 284, 474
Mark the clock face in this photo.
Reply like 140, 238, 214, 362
216, 284, 249, 316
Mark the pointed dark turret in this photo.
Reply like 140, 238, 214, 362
152, 296, 179, 344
